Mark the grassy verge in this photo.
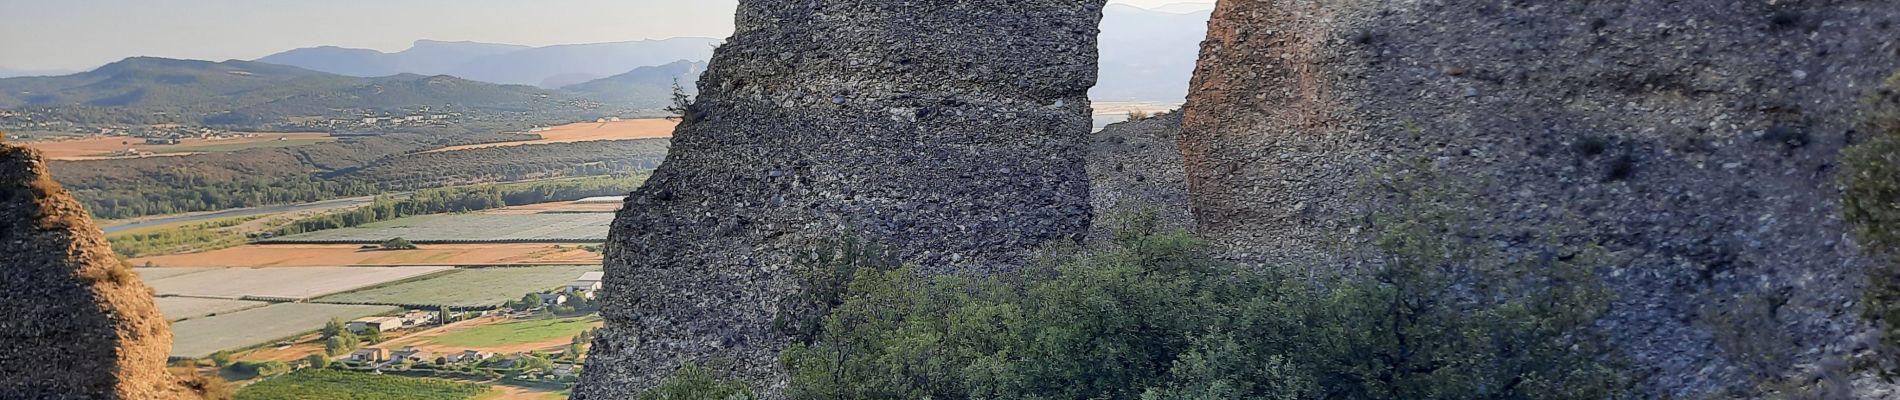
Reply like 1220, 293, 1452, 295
107, 216, 262, 258
235, 369, 489, 400
428, 315, 601, 348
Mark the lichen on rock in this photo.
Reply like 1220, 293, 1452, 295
575, 1, 1106, 397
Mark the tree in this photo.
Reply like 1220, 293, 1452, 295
664, 78, 693, 122
209, 351, 234, 367
381, 237, 418, 250
438, 306, 454, 324
362, 328, 384, 344
304, 354, 329, 369
322, 318, 346, 338
516, 293, 541, 311
324, 332, 359, 357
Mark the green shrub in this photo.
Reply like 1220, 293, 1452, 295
234, 369, 485, 400
1850, 72, 1900, 374
639, 364, 754, 400
226, 361, 290, 379
780, 203, 1627, 399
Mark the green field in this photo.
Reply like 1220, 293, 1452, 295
152, 138, 336, 154
170, 303, 398, 358
316, 266, 600, 307
430, 315, 601, 348
236, 369, 489, 400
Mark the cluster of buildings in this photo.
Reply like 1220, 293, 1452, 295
346, 310, 440, 333
535, 271, 604, 308
281, 112, 461, 131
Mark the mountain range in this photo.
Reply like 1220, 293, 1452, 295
2, 5, 1209, 128
252, 5, 1208, 103
257, 38, 719, 88
0, 57, 598, 128
561, 60, 706, 108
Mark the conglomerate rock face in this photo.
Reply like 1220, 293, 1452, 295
1182, 0, 1900, 396
0, 145, 195, 399
1088, 112, 1193, 237
576, 1, 1104, 397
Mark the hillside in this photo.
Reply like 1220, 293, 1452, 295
256, 40, 529, 78
0, 57, 601, 128
257, 38, 720, 88
561, 60, 705, 108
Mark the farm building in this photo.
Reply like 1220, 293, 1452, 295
440, 350, 489, 365
538, 293, 569, 306
348, 348, 388, 363
567, 271, 604, 298
399, 310, 436, 327
347, 316, 403, 333
389, 347, 433, 364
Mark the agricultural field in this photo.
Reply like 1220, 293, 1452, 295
263, 213, 612, 244
472, 385, 566, 400
143, 266, 453, 300
234, 369, 489, 400
18, 132, 332, 160
133, 267, 214, 280
171, 303, 397, 358
132, 244, 602, 268
153, 297, 270, 321
382, 315, 602, 354
482, 199, 623, 215
317, 266, 600, 307
425, 119, 674, 153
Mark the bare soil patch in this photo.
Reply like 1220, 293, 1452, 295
20, 132, 332, 160
131, 244, 603, 268
427, 119, 675, 153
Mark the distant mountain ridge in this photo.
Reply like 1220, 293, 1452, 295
257, 38, 719, 88
0, 57, 599, 128
562, 60, 706, 108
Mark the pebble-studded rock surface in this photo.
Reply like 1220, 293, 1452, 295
1088, 112, 1194, 238
1183, 0, 1900, 397
0, 145, 195, 399
574, 1, 1105, 398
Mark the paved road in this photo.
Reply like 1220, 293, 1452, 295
101, 195, 391, 234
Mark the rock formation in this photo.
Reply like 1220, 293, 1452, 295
1088, 112, 1194, 237
0, 145, 199, 399
1182, 0, 1900, 396
576, 1, 1105, 397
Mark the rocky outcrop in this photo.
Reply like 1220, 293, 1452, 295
1088, 112, 1193, 237
1182, 0, 1900, 396
0, 145, 198, 399
576, 1, 1105, 397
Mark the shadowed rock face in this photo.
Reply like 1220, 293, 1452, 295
0, 145, 194, 399
1183, 0, 1900, 396
1089, 112, 1193, 237
576, 1, 1104, 397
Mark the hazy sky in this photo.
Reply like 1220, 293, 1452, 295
0, 0, 1204, 71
